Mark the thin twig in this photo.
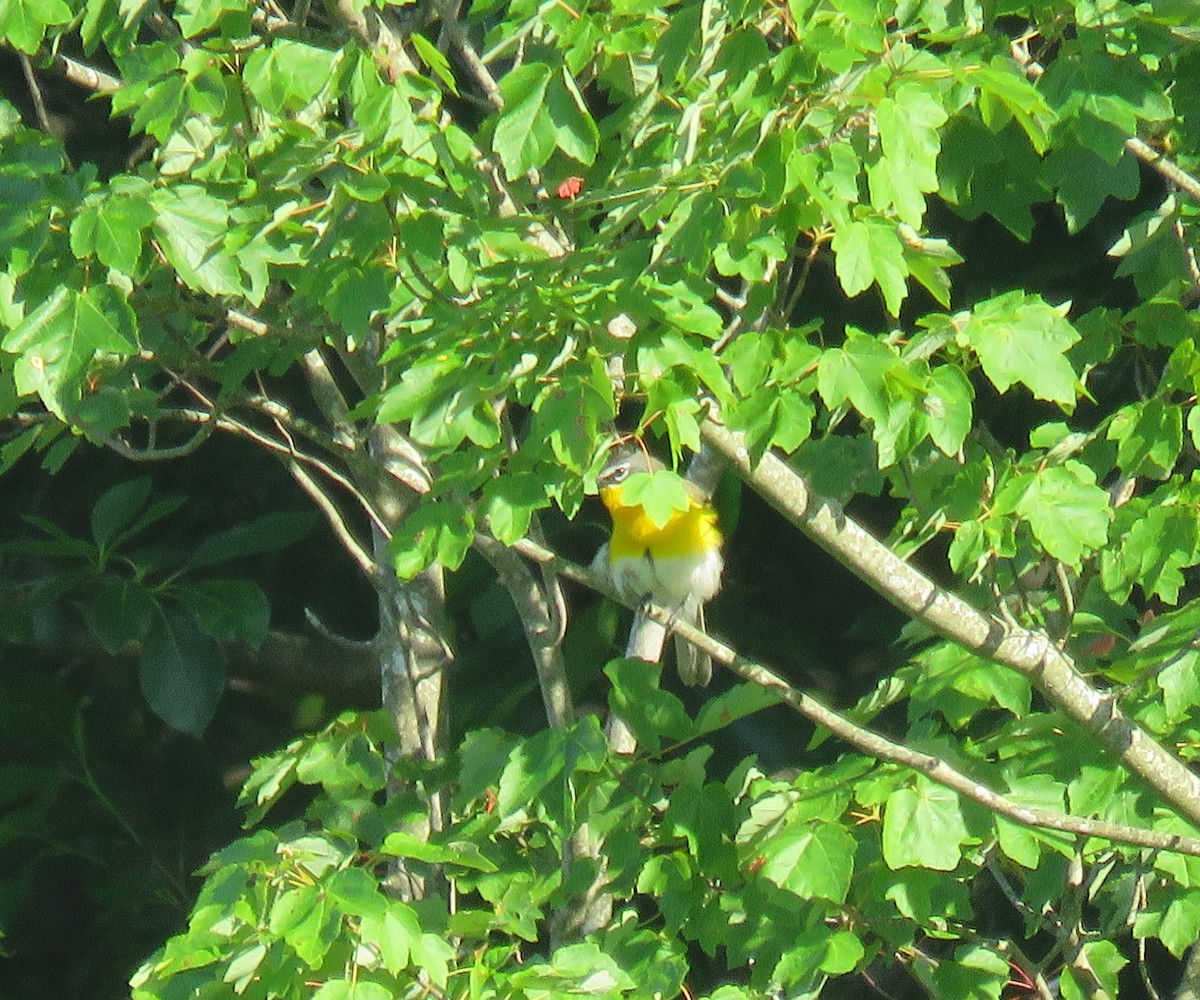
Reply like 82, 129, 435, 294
1174, 217, 1200, 301
226, 309, 270, 337
1053, 560, 1076, 648
289, 460, 378, 577
778, 230, 828, 323
19, 53, 54, 133
303, 606, 377, 650
104, 411, 216, 460
170, 379, 393, 540
509, 534, 1200, 858
985, 850, 1060, 935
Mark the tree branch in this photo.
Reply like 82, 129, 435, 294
288, 459, 378, 577
49, 50, 122, 93
324, 0, 417, 79
432, 0, 502, 109
509, 535, 1200, 858
475, 534, 574, 728
104, 413, 217, 460
699, 416, 1200, 831
1125, 137, 1200, 205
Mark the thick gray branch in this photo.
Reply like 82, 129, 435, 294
700, 418, 1200, 831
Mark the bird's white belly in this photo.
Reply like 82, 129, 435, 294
607, 547, 723, 608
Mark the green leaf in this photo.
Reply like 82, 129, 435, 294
605, 658, 693, 746
389, 501, 474, 579
223, 943, 266, 992
244, 39, 337, 113
359, 902, 421, 975
1157, 651, 1200, 725
174, 0, 251, 37
238, 743, 300, 823
992, 461, 1110, 568
70, 178, 156, 274
637, 331, 729, 394
326, 866, 387, 919
449, 729, 513, 814
295, 728, 386, 795
882, 776, 968, 871
410, 32, 459, 96
3, 285, 138, 421
1102, 500, 1199, 603
614, 468, 691, 530
277, 883, 339, 967
322, 264, 393, 337
929, 943, 1008, 1000
410, 934, 455, 989
968, 58, 1055, 153
1043, 142, 1139, 233
150, 185, 242, 297
0, 0, 73, 53
1068, 761, 1149, 830
547, 67, 599, 165
410, 384, 501, 450
380, 831, 499, 871
509, 942, 636, 995
831, 216, 908, 316
817, 331, 900, 427
872, 83, 947, 224
85, 576, 158, 653
756, 820, 854, 903
938, 119, 1048, 240
1158, 889, 1200, 958
693, 682, 780, 740
1059, 940, 1127, 1000
481, 472, 545, 543
496, 725, 567, 819
962, 291, 1082, 406
817, 330, 921, 465
494, 63, 555, 178
173, 579, 270, 648
311, 980, 393, 1000
924, 364, 973, 456
268, 883, 319, 936
91, 476, 152, 550
769, 391, 816, 454
1107, 398, 1182, 479
376, 355, 460, 424
822, 930, 865, 974
996, 773, 1069, 869
140, 609, 226, 736
188, 511, 317, 570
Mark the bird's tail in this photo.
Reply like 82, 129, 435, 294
674, 598, 712, 687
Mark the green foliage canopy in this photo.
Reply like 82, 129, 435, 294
4, 0, 1200, 997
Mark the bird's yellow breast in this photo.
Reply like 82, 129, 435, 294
600, 486, 721, 560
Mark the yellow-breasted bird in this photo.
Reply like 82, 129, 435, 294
592, 448, 723, 686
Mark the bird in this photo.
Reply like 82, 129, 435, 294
592, 447, 724, 686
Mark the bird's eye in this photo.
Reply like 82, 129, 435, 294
602, 461, 630, 485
